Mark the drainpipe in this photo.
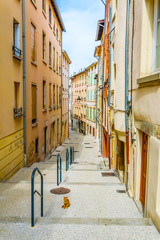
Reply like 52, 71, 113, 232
68, 64, 70, 138
94, 56, 99, 137
61, 32, 63, 145
108, 5, 112, 107
131, 0, 135, 144
22, 0, 27, 167
125, 0, 130, 191
101, 4, 106, 156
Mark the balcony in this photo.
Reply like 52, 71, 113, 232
12, 46, 22, 61
14, 107, 23, 119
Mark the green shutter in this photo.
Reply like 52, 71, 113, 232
93, 109, 95, 121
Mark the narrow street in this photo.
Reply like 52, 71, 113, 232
0, 130, 159, 240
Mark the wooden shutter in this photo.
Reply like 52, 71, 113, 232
49, 83, 51, 107
32, 85, 36, 120
31, 23, 36, 62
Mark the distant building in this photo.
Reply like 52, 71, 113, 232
86, 62, 98, 137
62, 50, 71, 142
71, 70, 86, 134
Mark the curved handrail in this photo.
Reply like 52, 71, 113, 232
31, 167, 43, 227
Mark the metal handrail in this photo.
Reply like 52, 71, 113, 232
66, 149, 69, 171
70, 147, 72, 165
57, 154, 62, 185
31, 168, 43, 227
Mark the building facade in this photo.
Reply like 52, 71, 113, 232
62, 50, 71, 142
25, 0, 65, 165
86, 62, 97, 137
71, 70, 86, 134
0, 0, 24, 180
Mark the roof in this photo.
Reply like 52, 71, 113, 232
62, 50, 71, 64
50, 0, 66, 32
70, 70, 85, 79
95, 19, 104, 41
86, 61, 98, 70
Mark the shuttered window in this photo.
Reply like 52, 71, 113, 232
93, 108, 95, 121
53, 47, 55, 70
31, 23, 36, 63
56, 52, 58, 72
32, 84, 37, 123
42, 32, 46, 61
42, 0, 46, 13
87, 107, 89, 118
49, 83, 52, 108
43, 81, 47, 109
49, 5, 52, 25
56, 86, 58, 107
59, 87, 61, 107
90, 108, 92, 120
53, 84, 55, 107
49, 42, 52, 66
59, 56, 61, 74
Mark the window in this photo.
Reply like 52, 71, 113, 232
32, 84, 37, 124
43, 81, 47, 110
13, 19, 21, 57
53, 20, 56, 33
93, 108, 95, 121
49, 83, 52, 108
53, 85, 55, 107
56, 28, 59, 39
87, 107, 89, 118
90, 108, 92, 120
90, 90, 92, 100
94, 90, 96, 100
42, 0, 46, 13
157, 0, 160, 68
53, 47, 55, 70
31, 23, 36, 63
35, 138, 38, 155
56, 52, 58, 72
14, 82, 20, 110
59, 87, 61, 107
42, 32, 46, 61
49, 5, 52, 25
49, 42, 52, 66
59, 56, 61, 74
91, 75, 93, 85
56, 86, 58, 107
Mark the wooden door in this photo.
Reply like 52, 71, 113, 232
140, 133, 148, 207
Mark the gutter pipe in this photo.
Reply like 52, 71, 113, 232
125, 0, 130, 191
61, 32, 63, 145
101, 3, 106, 156
22, 0, 27, 167
68, 64, 70, 138
108, 5, 112, 107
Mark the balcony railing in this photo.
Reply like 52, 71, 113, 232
14, 107, 23, 118
12, 46, 22, 60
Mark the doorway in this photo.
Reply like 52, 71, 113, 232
140, 133, 148, 207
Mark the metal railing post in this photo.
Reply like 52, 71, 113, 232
60, 156, 62, 182
57, 154, 59, 186
73, 146, 74, 161
31, 168, 43, 228
70, 146, 72, 165
66, 149, 68, 171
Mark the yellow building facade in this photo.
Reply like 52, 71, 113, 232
62, 50, 71, 142
25, 0, 65, 165
0, 0, 24, 180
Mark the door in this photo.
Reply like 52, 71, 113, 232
44, 127, 47, 155
140, 133, 148, 207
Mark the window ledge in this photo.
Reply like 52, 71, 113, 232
43, 108, 47, 112
137, 73, 160, 86
42, 9, 47, 19
30, 0, 37, 9
49, 23, 52, 30
42, 59, 47, 65
53, 67, 56, 72
32, 121, 38, 128
31, 61, 37, 67
13, 54, 22, 61
49, 65, 52, 69
53, 30, 56, 36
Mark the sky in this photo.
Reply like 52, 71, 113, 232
56, 0, 105, 75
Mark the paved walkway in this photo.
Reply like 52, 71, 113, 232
0, 130, 160, 239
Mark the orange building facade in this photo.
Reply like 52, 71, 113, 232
25, 0, 65, 165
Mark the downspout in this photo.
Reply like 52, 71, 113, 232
108, 5, 112, 107
125, 0, 130, 191
22, 0, 27, 167
131, 0, 135, 144
101, 4, 106, 155
95, 56, 99, 137
61, 32, 63, 145
68, 64, 70, 138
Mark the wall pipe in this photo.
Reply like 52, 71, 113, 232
101, 3, 106, 155
125, 0, 130, 191
108, 5, 112, 107
61, 32, 63, 145
22, 0, 27, 167
131, 0, 135, 144
68, 64, 70, 138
